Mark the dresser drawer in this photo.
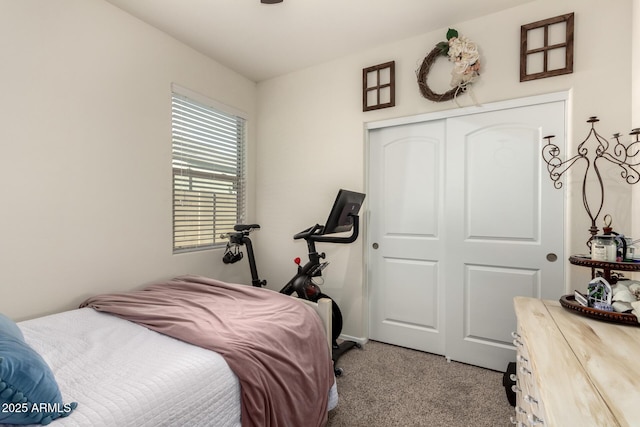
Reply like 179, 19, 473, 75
513, 330, 546, 426
513, 297, 621, 427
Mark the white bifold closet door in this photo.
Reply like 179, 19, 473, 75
368, 100, 565, 371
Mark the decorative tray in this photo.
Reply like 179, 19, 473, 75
568, 255, 640, 272
559, 295, 639, 326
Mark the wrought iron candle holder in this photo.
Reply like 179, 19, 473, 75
542, 116, 640, 247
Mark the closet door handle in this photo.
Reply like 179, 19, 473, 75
372, 243, 379, 249
546, 253, 558, 262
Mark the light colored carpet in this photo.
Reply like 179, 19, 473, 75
327, 340, 514, 427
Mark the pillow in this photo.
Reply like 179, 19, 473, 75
0, 314, 23, 342
0, 318, 77, 425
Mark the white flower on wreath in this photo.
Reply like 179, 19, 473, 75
437, 29, 481, 89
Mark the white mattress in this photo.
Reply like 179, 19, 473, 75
14, 308, 242, 427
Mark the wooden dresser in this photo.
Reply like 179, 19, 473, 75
513, 297, 640, 427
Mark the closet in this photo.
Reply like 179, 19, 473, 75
366, 95, 566, 370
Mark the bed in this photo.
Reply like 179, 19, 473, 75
0, 275, 337, 427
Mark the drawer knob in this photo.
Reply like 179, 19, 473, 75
518, 355, 529, 364
524, 394, 539, 405
528, 413, 545, 425
513, 338, 524, 347
509, 416, 524, 425
511, 385, 522, 393
511, 331, 521, 339
519, 366, 532, 375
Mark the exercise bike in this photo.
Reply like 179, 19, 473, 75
221, 189, 365, 376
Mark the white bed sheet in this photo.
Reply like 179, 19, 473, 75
14, 308, 242, 427
12, 308, 338, 427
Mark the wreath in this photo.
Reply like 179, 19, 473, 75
417, 28, 481, 103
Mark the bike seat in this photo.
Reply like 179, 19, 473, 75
234, 224, 261, 232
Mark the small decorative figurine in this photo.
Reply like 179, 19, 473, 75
587, 277, 613, 311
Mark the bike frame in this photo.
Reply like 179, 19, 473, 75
224, 215, 359, 300
223, 214, 363, 374
280, 216, 359, 299
227, 227, 266, 288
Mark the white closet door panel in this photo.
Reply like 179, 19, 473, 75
464, 265, 539, 342
368, 120, 446, 355
465, 126, 539, 240
383, 258, 438, 329
445, 102, 565, 371
383, 137, 439, 236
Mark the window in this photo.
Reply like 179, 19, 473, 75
362, 61, 395, 111
520, 13, 574, 82
171, 85, 246, 252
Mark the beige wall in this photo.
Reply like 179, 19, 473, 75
0, 0, 257, 320
256, 0, 633, 340
1, 0, 635, 338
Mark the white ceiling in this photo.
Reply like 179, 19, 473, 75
104, 0, 533, 82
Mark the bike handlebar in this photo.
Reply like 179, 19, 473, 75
293, 215, 360, 244
292, 224, 323, 240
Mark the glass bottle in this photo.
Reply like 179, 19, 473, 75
591, 235, 616, 262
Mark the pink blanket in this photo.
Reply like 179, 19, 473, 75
80, 275, 333, 427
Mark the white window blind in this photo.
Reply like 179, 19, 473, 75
171, 89, 246, 252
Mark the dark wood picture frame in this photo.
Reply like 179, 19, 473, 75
520, 13, 574, 82
362, 61, 395, 111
